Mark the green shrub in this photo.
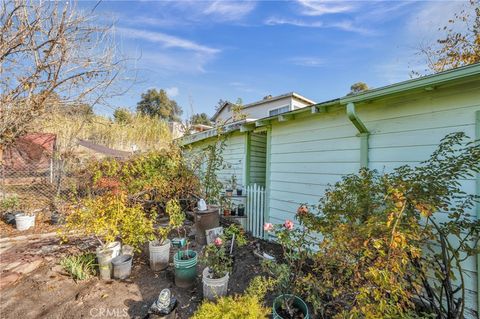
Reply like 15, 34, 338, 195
62, 191, 156, 251
192, 295, 269, 319
296, 132, 480, 318
85, 147, 200, 210
201, 239, 232, 279
60, 253, 96, 281
223, 224, 247, 247
0, 196, 19, 212
192, 276, 272, 319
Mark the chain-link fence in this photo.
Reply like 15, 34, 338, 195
0, 158, 61, 209
0, 133, 66, 209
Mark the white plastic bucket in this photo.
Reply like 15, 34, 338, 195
202, 267, 229, 300
98, 241, 121, 258
15, 213, 35, 231
95, 241, 121, 280
111, 254, 133, 280
96, 250, 113, 280
149, 239, 171, 271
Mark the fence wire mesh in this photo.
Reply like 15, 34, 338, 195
0, 158, 61, 209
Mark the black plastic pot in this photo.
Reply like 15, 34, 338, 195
3, 212, 18, 225
236, 188, 243, 196
51, 212, 64, 225
237, 206, 245, 216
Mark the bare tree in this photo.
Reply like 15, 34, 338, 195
0, 0, 126, 146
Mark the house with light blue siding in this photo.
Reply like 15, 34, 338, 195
180, 63, 480, 316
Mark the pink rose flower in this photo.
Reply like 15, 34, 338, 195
263, 223, 274, 232
284, 219, 294, 230
214, 237, 223, 247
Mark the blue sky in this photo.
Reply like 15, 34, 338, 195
81, 0, 469, 119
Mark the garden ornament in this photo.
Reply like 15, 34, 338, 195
148, 288, 177, 315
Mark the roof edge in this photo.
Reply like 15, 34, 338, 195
340, 63, 480, 104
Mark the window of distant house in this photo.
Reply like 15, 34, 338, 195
269, 105, 290, 116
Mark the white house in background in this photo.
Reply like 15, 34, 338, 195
211, 92, 316, 124
168, 122, 213, 139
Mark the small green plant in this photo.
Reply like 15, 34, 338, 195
60, 253, 97, 281
230, 174, 237, 190
192, 275, 271, 319
223, 224, 247, 247
201, 237, 232, 279
202, 139, 225, 204
0, 196, 19, 212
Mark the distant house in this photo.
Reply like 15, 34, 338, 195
211, 92, 316, 124
168, 122, 213, 139
181, 63, 480, 317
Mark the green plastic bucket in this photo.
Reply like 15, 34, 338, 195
273, 294, 309, 319
174, 250, 198, 288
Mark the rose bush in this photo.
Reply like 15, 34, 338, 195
262, 216, 313, 318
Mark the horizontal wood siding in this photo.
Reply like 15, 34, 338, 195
249, 132, 267, 186
268, 81, 480, 316
185, 131, 246, 191
217, 132, 246, 188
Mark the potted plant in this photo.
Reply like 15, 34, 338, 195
174, 243, 198, 288
149, 199, 184, 271
222, 198, 232, 216
263, 213, 312, 319
201, 237, 232, 300
225, 174, 237, 197
62, 191, 155, 280
0, 196, 35, 231
236, 185, 243, 196
237, 203, 245, 217
14, 212, 36, 231
173, 207, 198, 288
0, 196, 21, 225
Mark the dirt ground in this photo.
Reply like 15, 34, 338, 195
0, 223, 281, 319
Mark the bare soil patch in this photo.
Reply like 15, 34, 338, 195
0, 229, 281, 319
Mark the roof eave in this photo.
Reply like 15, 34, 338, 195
178, 119, 254, 146
340, 63, 480, 104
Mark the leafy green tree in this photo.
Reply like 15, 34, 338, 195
190, 113, 212, 126
136, 89, 183, 122
113, 107, 133, 124
347, 82, 370, 95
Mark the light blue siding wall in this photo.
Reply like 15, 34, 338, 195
249, 132, 267, 186
267, 81, 480, 316
186, 131, 246, 190
217, 132, 246, 188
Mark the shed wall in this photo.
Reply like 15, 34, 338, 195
267, 81, 480, 316
186, 131, 246, 191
